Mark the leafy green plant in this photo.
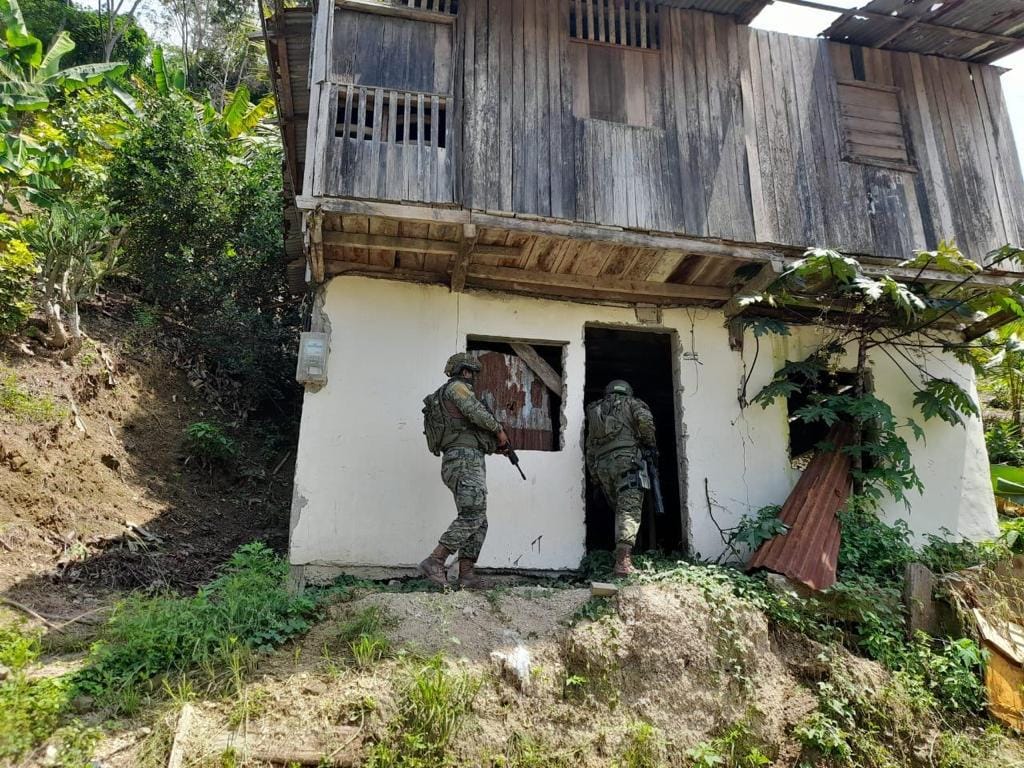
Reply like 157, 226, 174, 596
0, 0, 127, 208
25, 203, 122, 358
366, 655, 480, 768
0, 235, 36, 335
490, 732, 578, 768
184, 420, 238, 465
741, 244, 1024, 507
683, 722, 770, 768
571, 595, 614, 624
985, 420, 1024, 465
74, 542, 317, 701
728, 505, 788, 551
0, 623, 75, 760
351, 632, 389, 669
794, 711, 852, 763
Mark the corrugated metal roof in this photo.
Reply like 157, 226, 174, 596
747, 424, 854, 591
656, 0, 770, 19
823, 0, 1024, 63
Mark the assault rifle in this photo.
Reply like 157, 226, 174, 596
481, 392, 527, 480
503, 445, 527, 480
642, 448, 665, 516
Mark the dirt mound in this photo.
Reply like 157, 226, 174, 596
0, 304, 292, 616
343, 586, 591, 661
122, 582, 826, 768
565, 582, 818, 747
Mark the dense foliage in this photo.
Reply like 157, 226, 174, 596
106, 90, 296, 413
18, 0, 149, 72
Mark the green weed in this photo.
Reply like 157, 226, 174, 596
489, 732, 579, 767
616, 721, 664, 768
0, 624, 74, 761
684, 722, 771, 768
366, 655, 480, 768
184, 420, 238, 465
571, 596, 614, 624
74, 542, 317, 702
0, 370, 67, 423
351, 632, 389, 668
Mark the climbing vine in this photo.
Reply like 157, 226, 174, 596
737, 242, 1024, 503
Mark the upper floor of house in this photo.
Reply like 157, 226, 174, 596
265, 0, 1024, 300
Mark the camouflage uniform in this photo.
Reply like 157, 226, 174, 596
436, 378, 503, 560
585, 392, 657, 547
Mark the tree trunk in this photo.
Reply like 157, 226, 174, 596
57, 301, 83, 360
43, 299, 69, 350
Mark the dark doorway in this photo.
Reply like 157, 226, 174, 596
583, 327, 684, 553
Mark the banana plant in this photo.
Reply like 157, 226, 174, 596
0, 0, 127, 207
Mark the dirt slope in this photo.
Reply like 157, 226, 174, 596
0, 302, 291, 617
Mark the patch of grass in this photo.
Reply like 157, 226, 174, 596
933, 727, 1009, 768
74, 542, 318, 704
0, 624, 74, 761
335, 605, 392, 668
366, 655, 480, 768
0, 370, 67, 423
228, 685, 268, 728
490, 732, 580, 767
351, 632, 389, 668
616, 721, 665, 768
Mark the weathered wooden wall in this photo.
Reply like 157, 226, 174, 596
309, 1, 1024, 264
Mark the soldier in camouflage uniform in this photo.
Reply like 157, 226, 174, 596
585, 379, 657, 576
419, 353, 509, 589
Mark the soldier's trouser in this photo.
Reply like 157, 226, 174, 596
438, 447, 489, 561
594, 448, 645, 547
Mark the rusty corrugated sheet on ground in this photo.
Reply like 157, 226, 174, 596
748, 424, 855, 591
472, 351, 553, 451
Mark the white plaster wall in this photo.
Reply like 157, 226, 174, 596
290, 277, 998, 572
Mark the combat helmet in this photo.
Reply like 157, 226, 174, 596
445, 352, 483, 377
605, 379, 633, 396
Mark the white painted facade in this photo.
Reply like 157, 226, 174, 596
289, 276, 998, 577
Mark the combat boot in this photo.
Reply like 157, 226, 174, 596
457, 558, 485, 590
418, 544, 451, 588
613, 544, 636, 577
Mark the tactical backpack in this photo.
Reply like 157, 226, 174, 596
586, 397, 637, 456
422, 383, 453, 456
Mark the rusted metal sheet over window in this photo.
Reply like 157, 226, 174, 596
471, 351, 553, 451
748, 424, 854, 591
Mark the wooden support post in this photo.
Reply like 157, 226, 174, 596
510, 342, 563, 394
306, 210, 325, 284
451, 224, 477, 293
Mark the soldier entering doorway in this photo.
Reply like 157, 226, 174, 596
585, 379, 657, 576
420, 353, 510, 589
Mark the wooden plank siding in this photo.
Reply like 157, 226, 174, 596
305, 1, 1024, 268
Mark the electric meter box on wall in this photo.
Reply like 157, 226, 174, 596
296, 332, 329, 385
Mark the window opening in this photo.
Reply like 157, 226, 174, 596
583, 327, 684, 554
787, 370, 867, 470
836, 80, 914, 172
336, 88, 448, 148
569, 0, 660, 50
466, 338, 566, 452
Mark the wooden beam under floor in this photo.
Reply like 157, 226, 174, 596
451, 224, 478, 293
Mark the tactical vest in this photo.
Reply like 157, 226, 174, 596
586, 395, 640, 457
424, 379, 499, 454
